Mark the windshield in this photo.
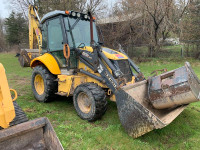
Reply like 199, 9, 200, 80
64, 17, 99, 48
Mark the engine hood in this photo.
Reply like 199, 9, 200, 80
80, 46, 128, 60
102, 47, 128, 60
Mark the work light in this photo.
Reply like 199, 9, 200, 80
84, 15, 88, 19
77, 13, 81, 18
71, 12, 76, 17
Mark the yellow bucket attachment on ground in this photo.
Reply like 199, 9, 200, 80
0, 63, 16, 128
115, 62, 200, 138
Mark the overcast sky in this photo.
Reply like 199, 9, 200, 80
0, 0, 118, 19
0, 0, 11, 18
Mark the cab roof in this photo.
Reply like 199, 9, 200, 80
41, 10, 66, 24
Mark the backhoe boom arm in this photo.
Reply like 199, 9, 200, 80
28, 5, 42, 52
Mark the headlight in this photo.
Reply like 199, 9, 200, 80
77, 13, 81, 18
84, 15, 88, 19
71, 12, 76, 17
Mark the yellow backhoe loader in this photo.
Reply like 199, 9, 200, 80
0, 63, 63, 150
19, 4, 200, 138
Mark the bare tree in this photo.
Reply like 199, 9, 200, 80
100, 0, 189, 57
138, 0, 173, 56
180, 0, 200, 58
9, 0, 106, 19
78, 0, 106, 16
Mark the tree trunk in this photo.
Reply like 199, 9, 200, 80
148, 45, 153, 57
148, 45, 160, 57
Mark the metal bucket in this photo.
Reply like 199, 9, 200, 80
149, 62, 200, 109
0, 117, 64, 150
115, 62, 199, 138
115, 81, 187, 138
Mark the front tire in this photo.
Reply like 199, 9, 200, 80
31, 65, 57, 102
73, 83, 107, 122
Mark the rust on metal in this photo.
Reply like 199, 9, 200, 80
18, 49, 39, 67
0, 117, 63, 150
18, 50, 31, 67
151, 68, 168, 76
115, 62, 200, 138
149, 62, 200, 109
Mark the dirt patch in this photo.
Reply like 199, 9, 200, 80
8, 75, 30, 95
24, 108, 36, 113
89, 121, 109, 129
9, 75, 30, 85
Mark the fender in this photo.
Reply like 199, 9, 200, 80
30, 53, 61, 75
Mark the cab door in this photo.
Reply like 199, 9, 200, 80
47, 17, 66, 68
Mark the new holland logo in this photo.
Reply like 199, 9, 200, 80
115, 54, 124, 59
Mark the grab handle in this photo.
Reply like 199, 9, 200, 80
10, 89, 18, 101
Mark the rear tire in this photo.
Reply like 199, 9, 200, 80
0, 102, 28, 129
31, 65, 57, 102
10, 102, 28, 126
73, 83, 107, 122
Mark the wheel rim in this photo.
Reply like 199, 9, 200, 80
77, 92, 92, 113
34, 74, 45, 95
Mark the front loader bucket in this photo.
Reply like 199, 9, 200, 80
0, 63, 16, 128
115, 62, 199, 138
115, 82, 187, 138
0, 117, 63, 150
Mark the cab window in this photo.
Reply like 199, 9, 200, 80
48, 18, 63, 51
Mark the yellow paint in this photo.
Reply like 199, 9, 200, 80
58, 75, 85, 96
0, 63, 15, 129
58, 75, 73, 96
81, 46, 93, 52
78, 61, 107, 88
28, 53, 32, 59
80, 46, 128, 60
58, 74, 102, 96
34, 74, 45, 95
31, 53, 61, 75
57, 47, 134, 98
110, 94, 116, 102
10, 89, 18, 101
102, 47, 128, 60
58, 73, 107, 96
77, 92, 92, 113
29, 5, 42, 53
126, 76, 136, 85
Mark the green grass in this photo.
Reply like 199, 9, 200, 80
1, 53, 200, 150
128, 45, 183, 58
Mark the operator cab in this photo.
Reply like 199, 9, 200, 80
40, 10, 98, 69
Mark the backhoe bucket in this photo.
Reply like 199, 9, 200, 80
115, 62, 200, 138
18, 49, 39, 67
0, 63, 16, 128
0, 117, 64, 150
